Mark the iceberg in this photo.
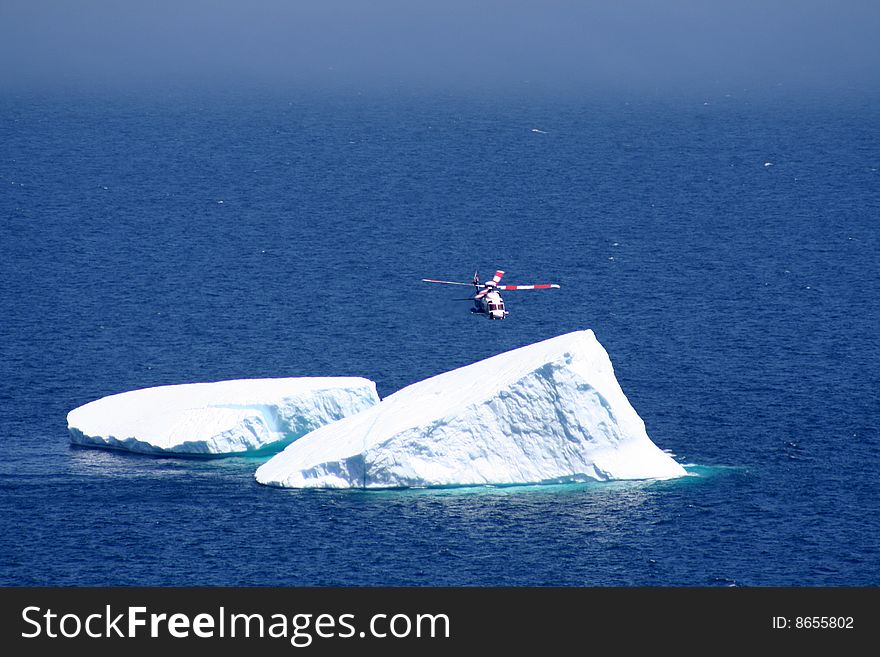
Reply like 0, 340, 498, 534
256, 330, 686, 489
68, 377, 379, 455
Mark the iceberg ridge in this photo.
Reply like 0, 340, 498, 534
256, 330, 686, 488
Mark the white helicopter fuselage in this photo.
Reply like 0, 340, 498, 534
474, 289, 508, 320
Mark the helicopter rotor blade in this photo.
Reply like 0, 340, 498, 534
422, 279, 475, 286
496, 284, 560, 291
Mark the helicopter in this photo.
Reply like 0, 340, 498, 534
422, 270, 560, 319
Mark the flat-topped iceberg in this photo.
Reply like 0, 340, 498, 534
256, 330, 686, 488
68, 377, 379, 455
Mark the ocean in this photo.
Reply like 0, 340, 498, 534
1, 85, 877, 586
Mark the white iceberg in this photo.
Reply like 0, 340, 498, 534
256, 330, 686, 489
68, 377, 379, 455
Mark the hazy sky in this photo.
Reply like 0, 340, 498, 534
1, 0, 878, 93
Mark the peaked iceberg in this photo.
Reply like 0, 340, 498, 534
256, 330, 686, 488
68, 377, 379, 455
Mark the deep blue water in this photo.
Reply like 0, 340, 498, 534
1, 86, 877, 586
